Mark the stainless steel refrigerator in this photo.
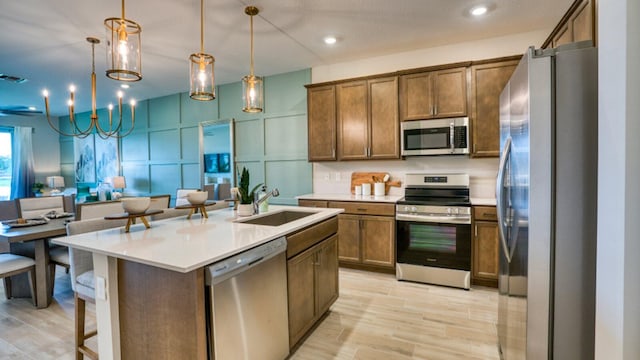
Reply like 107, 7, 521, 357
496, 42, 597, 359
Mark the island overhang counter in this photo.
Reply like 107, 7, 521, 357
53, 205, 344, 360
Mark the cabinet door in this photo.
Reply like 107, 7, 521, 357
369, 77, 400, 159
433, 67, 468, 118
287, 247, 317, 347
307, 85, 337, 161
316, 235, 339, 315
337, 81, 368, 160
552, 24, 572, 48
570, 0, 593, 42
399, 72, 434, 121
337, 214, 361, 263
470, 60, 518, 157
361, 215, 395, 268
473, 221, 499, 286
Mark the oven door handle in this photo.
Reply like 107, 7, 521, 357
496, 137, 512, 264
396, 213, 471, 225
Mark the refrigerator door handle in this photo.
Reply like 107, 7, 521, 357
496, 137, 512, 263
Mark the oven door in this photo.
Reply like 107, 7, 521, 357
396, 216, 471, 271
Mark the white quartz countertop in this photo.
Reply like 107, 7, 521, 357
471, 197, 497, 206
52, 205, 343, 273
297, 193, 403, 203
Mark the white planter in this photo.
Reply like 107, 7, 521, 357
237, 204, 254, 217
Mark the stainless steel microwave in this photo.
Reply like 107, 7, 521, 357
401, 117, 469, 156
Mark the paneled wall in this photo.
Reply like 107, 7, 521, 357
59, 69, 312, 205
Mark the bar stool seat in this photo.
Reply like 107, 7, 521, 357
0, 253, 37, 306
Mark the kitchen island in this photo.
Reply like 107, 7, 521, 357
53, 205, 343, 360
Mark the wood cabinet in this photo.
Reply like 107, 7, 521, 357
399, 67, 468, 121
307, 85, 337, 161
472, 206, 499, 287
286, 217, 339, 349
336, 77, 399, 160
328, 201, 395, 271
470, 58, 519, 157
543, 0, 596, 48
298, 199, 329, 208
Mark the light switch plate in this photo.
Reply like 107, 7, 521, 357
95, 276, 106, 300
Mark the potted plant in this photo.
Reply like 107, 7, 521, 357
236, 167, 262, 216
32, 182, 44, 196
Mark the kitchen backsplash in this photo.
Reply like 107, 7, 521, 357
312, 156, 498, 199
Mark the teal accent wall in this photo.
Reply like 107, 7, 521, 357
59, 68, 312, 205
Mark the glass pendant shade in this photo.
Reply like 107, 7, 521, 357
242, 74, 263, 112
105, 16, 142, 81
242, 6, 263, 113
189, 53, 215, 100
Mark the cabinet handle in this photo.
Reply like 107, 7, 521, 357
332, 148, 336, 159
430, 105, 434, 115
434, 104, 438, 115
357, 208, 368, 212
475, 224, 478, 237
474, 143, 477, 153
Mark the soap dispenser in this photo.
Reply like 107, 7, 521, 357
258, 185, 269, 213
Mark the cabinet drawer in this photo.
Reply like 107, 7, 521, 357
328, 201, 395, 216
298, 199, 328, 208
287, 216, 338, 259
474, 206, 497, 221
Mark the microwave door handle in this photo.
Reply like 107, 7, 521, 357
450, 123, 455, 153
496, 137, 512, 263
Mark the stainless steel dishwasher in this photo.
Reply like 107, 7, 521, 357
205, 236, 289, 360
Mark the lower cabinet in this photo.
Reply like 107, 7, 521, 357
329, 202, 396, 271
472, 206, 499, 287
287, 217, 339, 349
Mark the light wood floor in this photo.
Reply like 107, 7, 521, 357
0, 267, 499, 359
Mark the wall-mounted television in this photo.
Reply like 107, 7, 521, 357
204, 153, 230, 173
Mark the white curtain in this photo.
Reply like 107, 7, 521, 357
10, 126, 35, 199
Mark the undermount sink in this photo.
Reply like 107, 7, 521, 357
236, 210, 316, 226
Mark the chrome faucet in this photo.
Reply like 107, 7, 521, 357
254, 188, 279, 214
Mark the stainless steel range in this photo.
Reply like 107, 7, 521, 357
396, 173, 471, 289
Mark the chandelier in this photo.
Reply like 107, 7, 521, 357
241, 6, 263, 113
189, 0, 215, 100
42, 37, 136, 139
104, 0, 142, 81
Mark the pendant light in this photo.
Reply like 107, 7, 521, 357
104, 0, 142, 81
241, 6, 263, 113
42, 37, 136, 139
189, 0, 215, 100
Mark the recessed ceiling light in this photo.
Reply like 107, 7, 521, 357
324, 36, 337, 45
470, 5, 488, 16
120, 84, 130, 89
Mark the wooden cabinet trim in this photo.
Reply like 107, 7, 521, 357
287, 216, 338, 259
328, 201, 395, 216
307, 85, 337, 161
473, 206, 497, 221
297, 199, 328, 208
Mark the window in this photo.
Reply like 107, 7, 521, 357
0, 128, 12, 200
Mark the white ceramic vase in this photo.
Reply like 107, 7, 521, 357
237, 204, 254, 217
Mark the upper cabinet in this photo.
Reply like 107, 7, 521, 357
470, 58, 519, 157
399, 67, 468, 121
307, 85, 337, 161
336, 77, 400, 160
543, 0, 596, 49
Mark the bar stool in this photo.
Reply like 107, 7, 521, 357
0, 253, 37, 306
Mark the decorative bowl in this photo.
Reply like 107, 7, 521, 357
120, 197, 151, 214
187, 191, 208, 205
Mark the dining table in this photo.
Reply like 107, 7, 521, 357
0, 217, 72, 308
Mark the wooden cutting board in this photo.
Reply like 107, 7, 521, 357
350, 172, 402, 194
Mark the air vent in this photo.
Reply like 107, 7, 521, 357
0, 73, 28, 84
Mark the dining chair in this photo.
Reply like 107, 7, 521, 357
0, 253, 37, 306
75, 200, 123, 221
67, 217, 128, 360
149, 194, 171, 211
17, 196, 65, 219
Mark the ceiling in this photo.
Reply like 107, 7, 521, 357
0, 0, 572, 116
